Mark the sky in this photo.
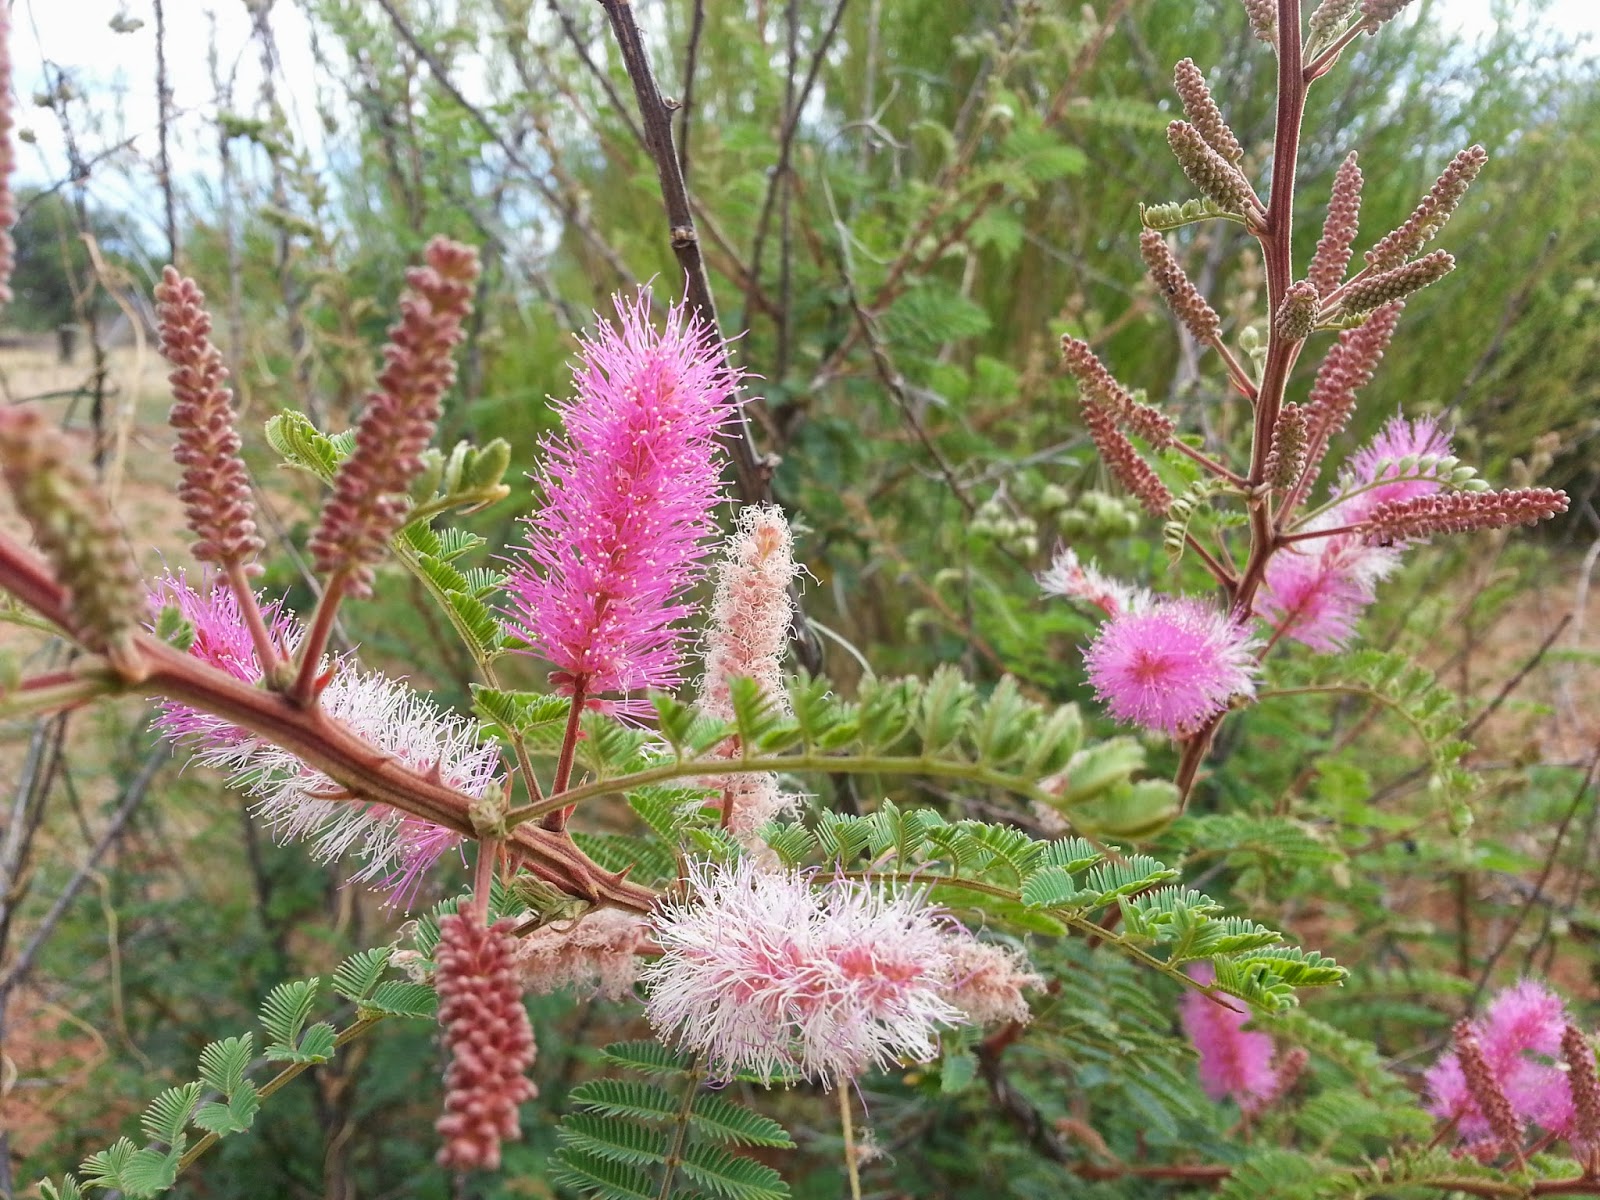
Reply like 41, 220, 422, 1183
8, 0, 1598, 238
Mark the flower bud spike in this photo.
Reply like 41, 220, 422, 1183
309, 236, 481, 598
1140, 230, 1223, 346
1167, 121, 1258, 215
1241, 0, 1277, 43
1453, 1019, 1525, 1162
1309, 153, 1363, 298
1309, 0, 1362, 40
1060, 335, 1175, 447
1173, 59, 1243, 167
1274, 281, 1320, 342
1361, 0, 1421, 30
0, 407, 142, 665
155, 268, 265, 572
1364, 145, 1487, 273
1264, 404, 1309, 489
1081, 399, 1173, 517
1360, 487, 1568, 544
1339, 250, 1454, 316
1563, 1024, 1600, 1164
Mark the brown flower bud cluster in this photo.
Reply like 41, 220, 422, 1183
1080, 398, 1173, 518
1309, 0, 1362, 41
0, 1, 16, 304
1264, 404, 1308, 489
310, 236, 480, 597
1309, 153, 1363, 298
1453, 1019, 1524, 1159
1361, 0, 1420, 30
1166, 121, 1256, 215
1173, 59, 1242, 167
1060, 335, 1174, 448
1140, 230, 1222, 346
1301, 303, 1404, 483
155, 268, 264, 572
1365, 146, 1487, 273
0, 408, 141, 657
1564, 1025, 1600, 1166
1241, 0, 1277, 43
1274, 281, 1320, 342
435, 913, 537, 1172
1361, 487, 1568, 545
1340, 250, 1453, 316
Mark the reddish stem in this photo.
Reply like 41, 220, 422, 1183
224, 559, 280, 680
289, 572, 346, 706
543, 674, 590, 832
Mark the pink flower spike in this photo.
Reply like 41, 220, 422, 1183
1083, 596, 1257, 737
643, 860, 966, 1086
1180, 964, 1279, 1113
1038, 547, 1144, 618
1335, 413, 1452, 524
503, 289, 735, 709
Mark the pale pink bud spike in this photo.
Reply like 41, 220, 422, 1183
698, 504, 800, 722
1453, 1019, 1525, 1161
1299, 303, 1404, 490
310, 237, 480, 598
1340, 250, 1454, 316
1309, 153, 1363, 298
1360, 488, 1568, 544
1241, 0, 1277, 42
155, 268, 265, 572
1140, 230, 1223, 347
1364, 145, 1487, 273
1081, 399, 1173, 517
1060, 335, 1174, 448
1309, 0, 1362, 40
1167, 121, 1257, 214
1563, 1025, 1600, 1166
1264, 403, 1309, 489
1274, 281, 1320, 342
1361, 0, 1420, 30
434, 913, 538, 1171
1172, 59, 1243, 167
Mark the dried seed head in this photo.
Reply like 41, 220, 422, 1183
435, 913, 537, 1171
1340, 250, 1454, 316
1361, 488, 1568, 544
1060, 335, 1175, 448
1309, 153, 1363, 298
1241, 0, 1277, 42
1365, 145, 1487, 272
1081, 399, 1172, 517
1274, 281, 1321, 342
1167, 121, 1256, 214
310, 236, 480, 597
1139, 230, 1223, 346
0, 407, 141, 658
155, 268, 264, 572
1173, 59, 1243, 167
1264, 404, 1309, 489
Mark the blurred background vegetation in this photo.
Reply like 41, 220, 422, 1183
1, 0, 1597, 1196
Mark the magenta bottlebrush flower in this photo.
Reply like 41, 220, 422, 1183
1083, 596, 1257, 737
503, 290, 735, 708
1425, 980, 1575, 1147
643, 859, 967, 1085
149, 574, 497, 906
1180, 964, 1280, 1113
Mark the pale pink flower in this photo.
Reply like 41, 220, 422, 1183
1336, 413, 1453, 524
150, 574, 497, 906
1083, 597, 1257, 736
1425, 980, 1574, 1147
643, 860, 966, 1085
698, 503, 798, 720
1257, 526, 1399, 652
941, 939, 1043, 1025
515, 908, 649, 1001
1180, 964, 1280, 1113
502, 290, 735, 710
1038, 547, 1144, 618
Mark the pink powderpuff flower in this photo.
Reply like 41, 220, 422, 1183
503, 290, 735, 710
1083, 596, 1257, 737
1336, 413, 1452, 525
940, 938, 1043, 1026
643, 859, 967, 1085
1179, 964, 1281, 1114
1038, 547, 1145, 618
1256, 525, 1399, 653
515, 908, 650, 1001
149, 574, 498, 907
1425, 980, 1575, 1147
